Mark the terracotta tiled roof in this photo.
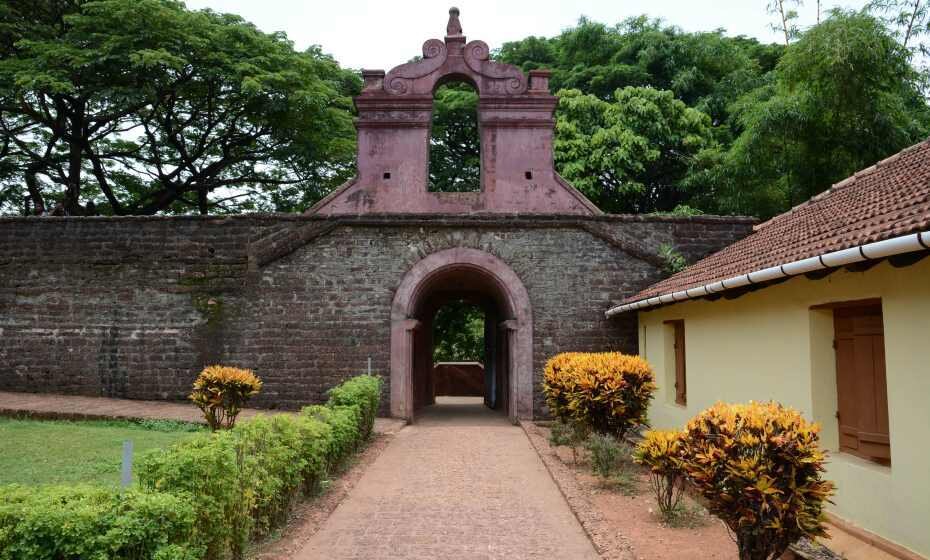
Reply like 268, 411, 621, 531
623, 138, 930, 306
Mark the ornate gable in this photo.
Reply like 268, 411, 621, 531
310, 8, 599, 215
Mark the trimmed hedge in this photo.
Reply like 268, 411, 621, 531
301, 404, 361, 468
0, 485, 198, 560
0, 374, 383, 560
136, 432, 243, 559
327, 374, 381, 440
291, 414, 333, 495
139, 375, 380, 559
232, 415, 305, 537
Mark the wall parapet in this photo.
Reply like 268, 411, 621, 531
0, 212, 758, 225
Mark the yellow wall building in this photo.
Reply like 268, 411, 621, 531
610, 140, 930, 559
637, 258, 930, 558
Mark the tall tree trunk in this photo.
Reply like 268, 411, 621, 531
903, 0, 923, 48
64, 98, 86, 215
24, 164, 46, 215
777, 0, 790, 45
197, 186, 209, 215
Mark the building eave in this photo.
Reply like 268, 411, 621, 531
605, 230, 930, 318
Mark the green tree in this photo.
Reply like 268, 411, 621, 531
554, 87, 719, 213
0, 0, 358, 216
868, 0, 930, 52
428, 83, 480, 192
722, 10, 930, 217
499, 17, 782, 130
432, 301, 485, 363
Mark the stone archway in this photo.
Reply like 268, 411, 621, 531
390, 248, 533, 422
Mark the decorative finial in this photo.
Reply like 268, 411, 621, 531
447, 7, 462, 37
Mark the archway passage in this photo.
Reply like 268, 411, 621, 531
412, 277, 506, 416
430, 300, 486, 398
391, 248, 533, 422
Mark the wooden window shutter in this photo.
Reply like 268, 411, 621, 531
833, 304, 890, 464
672, 321, 686, 405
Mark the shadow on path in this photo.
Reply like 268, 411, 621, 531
415, 396, 510, 427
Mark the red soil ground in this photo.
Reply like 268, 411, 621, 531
527, 422, 739, 560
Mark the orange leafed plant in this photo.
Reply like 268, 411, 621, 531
189, 365, 263, 430
677, 401, 835, 560
543, 352, 656, 438
633, 429, 686, 517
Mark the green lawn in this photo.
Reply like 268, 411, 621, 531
0, 417, 203, 486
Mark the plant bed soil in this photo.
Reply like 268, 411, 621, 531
524, 423, 845, 560
524, 421, 738, 560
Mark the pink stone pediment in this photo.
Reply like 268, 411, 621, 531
309, 8, 600, 216
380, 36, 527, 97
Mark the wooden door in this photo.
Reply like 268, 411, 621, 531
671, 321, 687, 405
834, 304, 890, 464
496, 325, 510, 414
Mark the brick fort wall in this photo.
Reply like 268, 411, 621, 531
0, 213, 754, 417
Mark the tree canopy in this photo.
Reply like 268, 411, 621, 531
721, 10, 930, 215
496, 11, 930, 217
554, 86, 718, 213
499, 17, 783, 132
1, 2, 929, 219
0, 0, 358, 215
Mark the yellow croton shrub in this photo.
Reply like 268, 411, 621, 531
634, 429, 687, 515
543, 351, 656, 438
678, 401, 835, 560
189, 365, 263, 430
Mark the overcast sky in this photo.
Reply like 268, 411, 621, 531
184, 0, 871, 70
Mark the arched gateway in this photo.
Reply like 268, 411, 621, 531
0, 8, 753, 420
390, 248, 533, 421
312, 8, 598, 420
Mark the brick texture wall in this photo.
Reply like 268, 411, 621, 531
0, 213, 753, 417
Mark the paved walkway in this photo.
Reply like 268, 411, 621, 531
0, 391, 406, 435
296, 397, 599, 560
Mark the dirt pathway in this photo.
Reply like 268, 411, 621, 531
295, 397, 599, 560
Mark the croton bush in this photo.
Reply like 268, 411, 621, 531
189, 365, 263, 431
543, 351, 656, 438
633, 429, 686, 517
678, 401, 835, 560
